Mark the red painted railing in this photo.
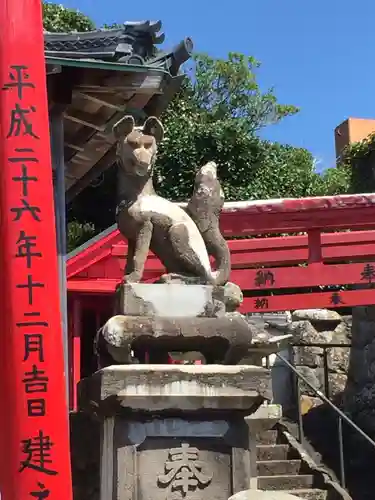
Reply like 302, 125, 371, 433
67, 193, 375, 312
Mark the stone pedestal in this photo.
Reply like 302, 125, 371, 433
78, 364, 274, 500
98, 283, 290, 367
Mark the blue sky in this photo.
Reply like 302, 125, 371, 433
62, 0, 375, 171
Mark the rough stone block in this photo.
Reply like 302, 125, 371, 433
246, 403, 282, 434
296, 366, 323, 396
78, 364, 272, 414
115, 282, 231, 317
96, 313, 260, 365
295, 345, 323, 368
327, 346, 350, 373
328, 373, 347, 396
291, 309, 342, 325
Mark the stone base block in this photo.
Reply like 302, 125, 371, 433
114, 282, 243, 317
100, 415, 252, 500
78, 364, 272, 414
96, 314, 260, 366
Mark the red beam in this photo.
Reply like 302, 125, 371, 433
0, 2, 73, 499
68, 279, 375, 313
110, 239, 375, 271
231, 262, 374, 290
68, 277, 160, 293
228, 230, 375, 250
68, 261, 374, 292
241, 288, 375, 313
67, 228, 375, 279
221, 194, 375, 236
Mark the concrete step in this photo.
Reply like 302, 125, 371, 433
258, 474, 314, 491
256, 429, 279, 445
282, 489, 327, 500
256, 444, 291, 461
257, 459, 302, 476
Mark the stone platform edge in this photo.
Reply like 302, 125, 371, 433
78, 364, 272, 414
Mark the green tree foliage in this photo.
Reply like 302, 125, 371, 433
186, 53, 299, 130
154, 53, 338, 202
339, 134, 375, 193
43, 2, 95, 32
66, 221, 96, 253
43, 3, 351, 251
312, 163, 351, 196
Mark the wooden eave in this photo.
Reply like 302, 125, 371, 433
46, 56, 183, 201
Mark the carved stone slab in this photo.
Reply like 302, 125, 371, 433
78, 364, 272, 414
100, 416, 252, 500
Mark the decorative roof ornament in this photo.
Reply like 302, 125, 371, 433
44, 20, 193, 75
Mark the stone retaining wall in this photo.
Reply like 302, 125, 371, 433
343, 306, 375, 435
271, 309, 352, 413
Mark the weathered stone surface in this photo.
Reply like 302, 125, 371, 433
345, 346, 375, 386
115, 116, 230, 285
100, 415, 255, 500
78, 364, 272, 414
328, 373, 348, 397
246, 403, 282, 433
296, 366, 323, 396
243, 332, 292, 366
291, 309, 342, 324
221, 281, 244, 311
285, 320, 315, 340
344, 306, 375, 434
341, 315, 352, 334
115, 282, 224, 317
115, 281, 244, 319
350, 318, 375, 349
229, 490, 302, 500
332, 320, 351, 342
278, 310, 353, 412
96, 312, 262, 366
296, 345, 323, 368
327, 346, 350, 373
288, 320, 333, 344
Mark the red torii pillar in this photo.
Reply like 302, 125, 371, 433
0, 1, 73, 499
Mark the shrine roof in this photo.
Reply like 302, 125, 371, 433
44, 22, 193, 201
44, 21, 191, 74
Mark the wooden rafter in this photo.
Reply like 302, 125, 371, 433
64, 109, 107, 132
66, 145, 117, 203
73, 91, 127, 112
65, 142, 85, 152
64, 107, 134, 135
77, 84, 163, 95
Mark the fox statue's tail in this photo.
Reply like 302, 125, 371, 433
186, 161, 231, 286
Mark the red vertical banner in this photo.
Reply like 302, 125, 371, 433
0, 1, 73, 499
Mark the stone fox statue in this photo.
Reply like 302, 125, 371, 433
114, 114, 229, 285
187, 161, 231, 286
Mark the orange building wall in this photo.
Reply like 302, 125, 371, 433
335, 118, 375, 160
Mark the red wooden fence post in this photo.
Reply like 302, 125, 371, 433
0, 1, 73, 498
307, 229, 323, 264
